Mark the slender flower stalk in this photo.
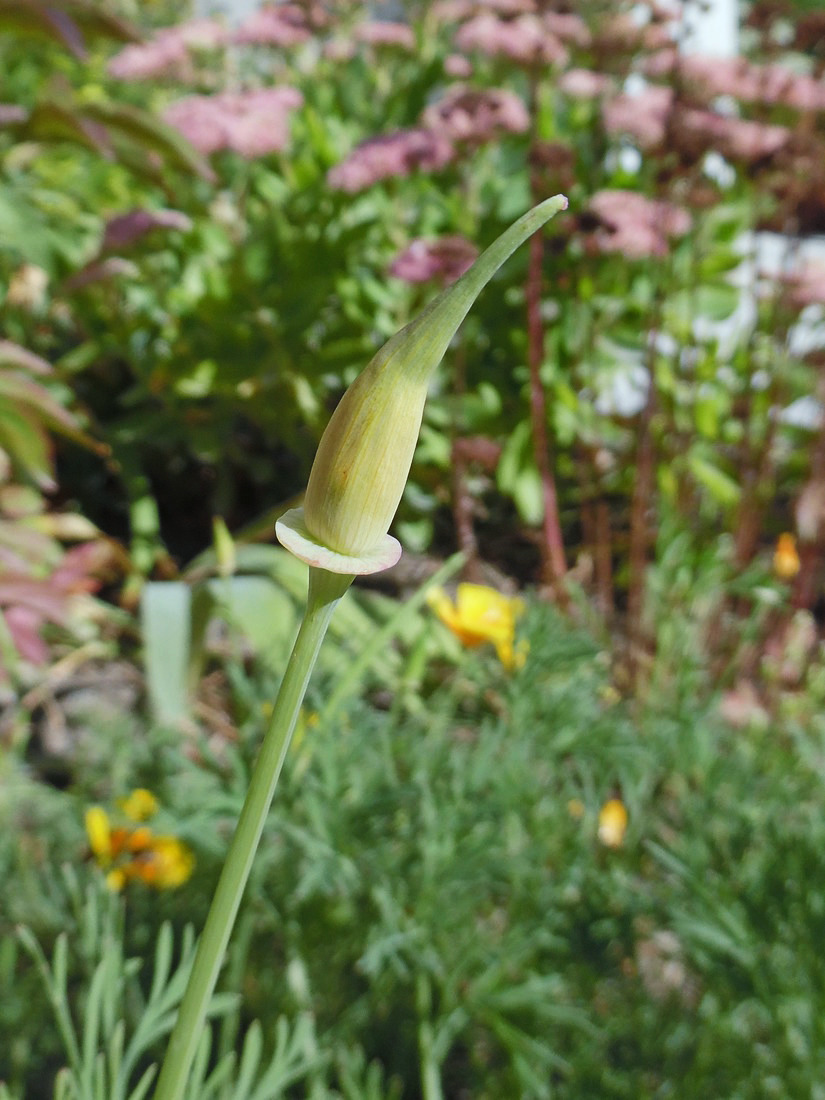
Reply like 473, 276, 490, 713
152, 196, 567, 1100
153, 567, 351, 1100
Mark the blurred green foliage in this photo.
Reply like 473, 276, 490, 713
2, 0, 825, 1095
4, 597, 825, 1096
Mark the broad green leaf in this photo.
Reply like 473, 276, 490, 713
141, 581, 192, 725
688, 452, 741, 506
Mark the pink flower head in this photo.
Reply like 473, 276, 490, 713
433, 0, 536, 22
444, 53, 473, 78
326, 128, 454, 192
455, 12, 568, 67
353, 20, 416, 51
108, 18, 228, 81
641, 47, 678, 78
673, 107, 790, 163
323, 38, 356, 62
595, 12, 671, 52
389, 235, 479, 285
781, 262, 825, 308
542, 11, 591, 47
603, 84, 674, 148
0, 104, 28, 125
558, 68, 614, 100
422, 85, 529, 145
164, 87, 304, 158
688, 55, 825, 112
233, 4, 313, 47
102, 208, 192, 252
587, 189, 691, 258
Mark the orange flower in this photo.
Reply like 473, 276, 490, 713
84, 793, 194, 891
773, 532, 800, 580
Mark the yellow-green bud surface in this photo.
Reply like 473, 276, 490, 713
278, 195, 567, 574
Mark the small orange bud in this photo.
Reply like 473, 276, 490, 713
773, 532, 800, 580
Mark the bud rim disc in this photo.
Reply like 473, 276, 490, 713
275, 507, 402, 575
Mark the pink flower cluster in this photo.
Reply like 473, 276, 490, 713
594, 12, 672, 53
325, 83, 534, 192
681, 55, 825, 113
602, 84, 792, 164
603, 85, 674, 148
352, 20, 416, 51
558, 68, 614, 101
587, 190, 691, 258
422, 86, 529, 144
108, 17, 228, 81
389, 235, 479, 284
432, 0, 535, 22
233, 3, 314, 47
109, 5, 319, 81
164, 87, 304, 158
782, 262, 825, 308
327, 128, 453, 192
455, 12, 568, 67
673, 107, 790, 163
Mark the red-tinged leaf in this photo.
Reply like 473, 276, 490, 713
0, 0, 86, 57
24, 99, 114, 157
0, 340, 52, 376
0, 518, 57, 565
60, 0, 139, 43
0, 371, 104, 453
42, 4, 87, 57
3, 604, 49, 663
80, 101, 216, 182
0, 372, 78, 430
0, 404, 55, 489
50, 540, 114, 591
0, 0, 139, 54
0, 577, 70, 624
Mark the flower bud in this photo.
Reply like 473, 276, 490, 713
277, 195, 567, 575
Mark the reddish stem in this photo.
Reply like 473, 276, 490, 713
526, 228, 567, 592
626, 371, 657, 680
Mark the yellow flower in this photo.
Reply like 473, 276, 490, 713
773, 532, 800, 580
85, 806, 112, 859
598, 798, 628, 849
428, 583, 527, 669
118, 788, 159, 822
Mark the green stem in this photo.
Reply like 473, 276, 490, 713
416, 973, 443, 1100
153, 566, 353, 1100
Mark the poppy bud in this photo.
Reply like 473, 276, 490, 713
277, 195, 567, 575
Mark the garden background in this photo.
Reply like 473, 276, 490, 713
3, 0, 825, 1096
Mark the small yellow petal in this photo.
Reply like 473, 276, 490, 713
118, 788, 159, 822
85, 807, 112, 860
105, 868, 126, 892
598, 799, 628, 849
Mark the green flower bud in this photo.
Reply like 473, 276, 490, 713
277, 195, 567, 575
